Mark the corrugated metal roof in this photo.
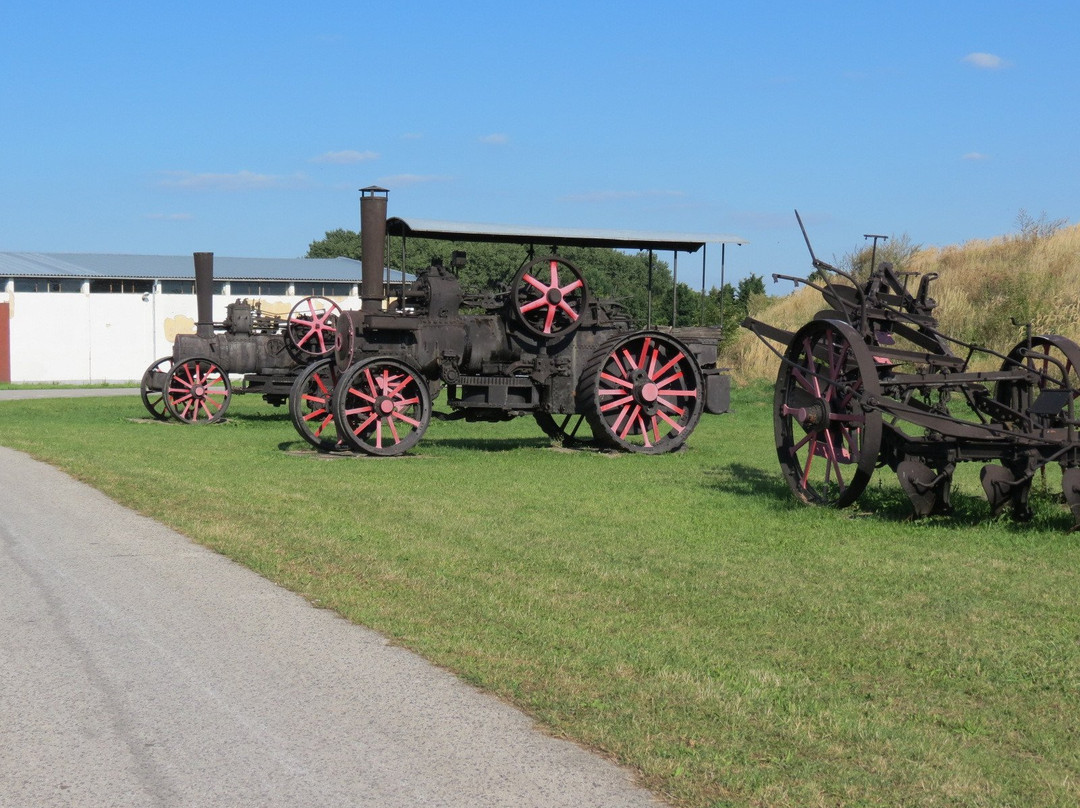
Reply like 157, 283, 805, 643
0, 252, 367, 282
386, 217, 748, 253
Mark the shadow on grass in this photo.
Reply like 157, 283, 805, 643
221, 410, 292, 425
274, 435, 555, 456
423, 436, 556, 452
703, 461, 1076, 533
846, 474, 1076, 533
701, 462, 795, 505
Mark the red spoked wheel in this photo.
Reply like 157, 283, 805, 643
511, 256, 588, 338
139, 356, 174, 421
581, 331, 705, 454
286, 296, 342, 358
289, 359, 342, 451
163, 358, 232, 424
775, 319, 882, 507
331, 357, 431, 456
995, 334, 1080, 426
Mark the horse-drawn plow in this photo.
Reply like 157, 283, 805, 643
744, 213, 1080, 527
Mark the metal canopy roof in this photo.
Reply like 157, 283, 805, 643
385, 217, 748, 254
0, 252, 365, 282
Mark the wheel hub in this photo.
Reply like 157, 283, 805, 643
782, 397, 830, 433
376, 397, 395, 416
629, 370, 662, 414
546, 288, 563, 305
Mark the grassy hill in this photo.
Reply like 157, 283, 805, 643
727, 219, 1080, 382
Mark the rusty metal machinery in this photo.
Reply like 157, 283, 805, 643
139, 253, 341, 423
287, 187, 741, 456
743, 212, 1080, 527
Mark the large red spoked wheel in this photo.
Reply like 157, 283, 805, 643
289, 359, 341, 451
775, 319, 882, 507
581, 331, 704, 454
163, 358, 232, 424
139, 356, 174, 421
331, 357, 431, 456
995, 334, 1080, 426
286, 296, 342, 358
511, 256, 588, 338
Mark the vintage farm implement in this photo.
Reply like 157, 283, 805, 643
140, 252, 341, 423
287, 187, 746, 455
744, 212, 1080, 527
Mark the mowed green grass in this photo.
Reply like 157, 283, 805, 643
2, 385, 1079, 807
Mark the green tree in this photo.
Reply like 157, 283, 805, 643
307, 230, 684, 328
307, 229, 362, 259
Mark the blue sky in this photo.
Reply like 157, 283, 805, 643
2, 1, 1077, 291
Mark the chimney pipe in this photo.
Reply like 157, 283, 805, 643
360, 186, 388, 313
193, 252, 215, 338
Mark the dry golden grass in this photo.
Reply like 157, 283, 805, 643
728, 222, 1080, 381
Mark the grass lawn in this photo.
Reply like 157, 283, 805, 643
2, 384, 1078, 807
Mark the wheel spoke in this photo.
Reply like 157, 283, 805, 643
599, 372, 633, 390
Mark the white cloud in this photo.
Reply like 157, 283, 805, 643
377, 173, 454, 186
479, 133, 509, 145
158, 171, 312, 191
962, 152, 990, 161
311, 150, 379, 165
559, 189, 685, 203
963, 52, 1009, 69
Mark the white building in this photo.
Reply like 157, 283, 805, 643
0, 253, 367, 383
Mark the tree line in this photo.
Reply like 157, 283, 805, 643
307, 228, 766, 345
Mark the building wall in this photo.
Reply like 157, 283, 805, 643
0, 302, 9, 383
3, 288, 361, 383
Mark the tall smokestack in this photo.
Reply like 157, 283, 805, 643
193, 252, 214, 338
360, 186, 388, 313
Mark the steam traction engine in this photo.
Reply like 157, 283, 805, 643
743, 212, 1080, 528
140, 252, 341, 423
288, 187, 745, 455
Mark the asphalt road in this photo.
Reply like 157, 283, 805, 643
0, 444, 661, 807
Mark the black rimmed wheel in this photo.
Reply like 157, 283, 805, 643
332, 357, 431, 456
286, 296, 342, 359
139, 356, 174, 420
163, 358, 231, 424
511, 256, 588, 339
289, 359, 342, 450
774, 319, 882, 506
579, 331, 704, 454
995, 334, 1080, 426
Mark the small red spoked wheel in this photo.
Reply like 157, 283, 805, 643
775, 319, 882, 507
511, 256, 588, 338
995, 334, 1080, 426
286, 296, 342, 358
140, 356, 174, 421
331, 357, 431, 456
581, 331, 705, 454
163, 358, 232, 424
289, 359, 342, 451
